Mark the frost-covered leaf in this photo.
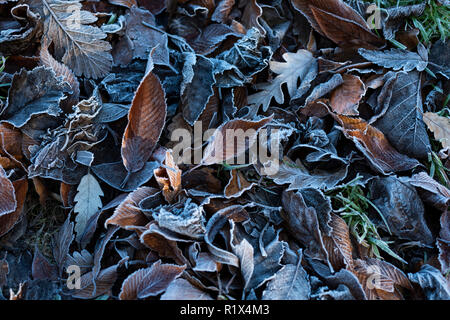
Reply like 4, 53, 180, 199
335, 115, 421, 174
122, 70, 167, 174
423, 112, 450, 149
374, 71, 431, 159
74, 173, 104, 241
1, 66, 69, 128
408, 265, 450, 300
262, 262, 311, 300
119, 261, 186, 300
160, 278, 213, 300
0, 167, 16, 217
248, 49, 317, 112
358, 48, 428, 72
290, 0, 384, 48
181, 55, 215, 125
42, 0, 113, 79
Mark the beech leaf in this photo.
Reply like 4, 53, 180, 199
121, 70, 167, 174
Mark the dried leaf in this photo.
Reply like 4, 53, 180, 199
401, 172, 450, 212
241, 0, 265, 35
105, 187, 157, 230
201, 116, 273, 165
408, 265, 450, 300
423, 112, 450, 149
335, 115, 421, 174
373, 71, 431, 159
329, 74, 365, 116
0, 177, 28, 237
108, 0, 137, 8
262, 262, 311, 300
224, 169, 256, 198
282, 190, 330, 265
181, 55, 215, 126
0, 167, 16, 217
112, 7, 170, 68
42, 0, 113, 79
1, 66, 69, 128
154, 150, 182, 203
52, 213, 75, 275
205, 205, 249, 267
74, 173, 104, 241
121, 70, 167, 174
358, 47, 428, 72
40, 40, 80, 103
160, 278, 213, 300
268, 157, 348, 191
291, 0, 384, 48
119, 261, 186, 300
329, 214, 354, 271
70, 263, 120, 299
368, 176, 434, 245
156, 199, 206, 240
248, 50, 317, 112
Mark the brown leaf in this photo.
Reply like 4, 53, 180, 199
121, 70, 167, 174
40, 40, 80, 105
108, 0, 137, 8
70, 264, 120, 299
212, 0, 235, 23
241, 0, 265, 35
32, 177, 48, 206
0, 123, 23, 170
105, 187, 158, 230
330, 74, 366, 115
329, 214, 354, 271
9, 283, 24, 300
140, 223, 190, 266
154, 150, 182, 203
60, 182, 72, 208
291, 0, 384, 48
119, 260, 186, 300
0, 177, 28, 237
423, 112, 450, 149
0, 167, 17, 217
354, 258, 412, 300
201, 116, 273, 165
335, 115, 421, 174
224, 169, 255, 198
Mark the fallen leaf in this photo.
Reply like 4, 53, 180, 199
262, 262, 311, 300
121, 70, 167, 174
335, 115, 421, 174
248, 50, 317, 112
41, 0, 113, 78
160, 278, 213, 300
373, 71, 431, 159
291, 0, 384, 48
119, 260, 186, 300
201, 116, 273, 165
74, 173, 104, 241
105, 187, 157, 230
423, 112, 450, 149
330, 74, 365, 116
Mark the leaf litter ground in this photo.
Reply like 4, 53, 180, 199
0, 0, 449, 300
